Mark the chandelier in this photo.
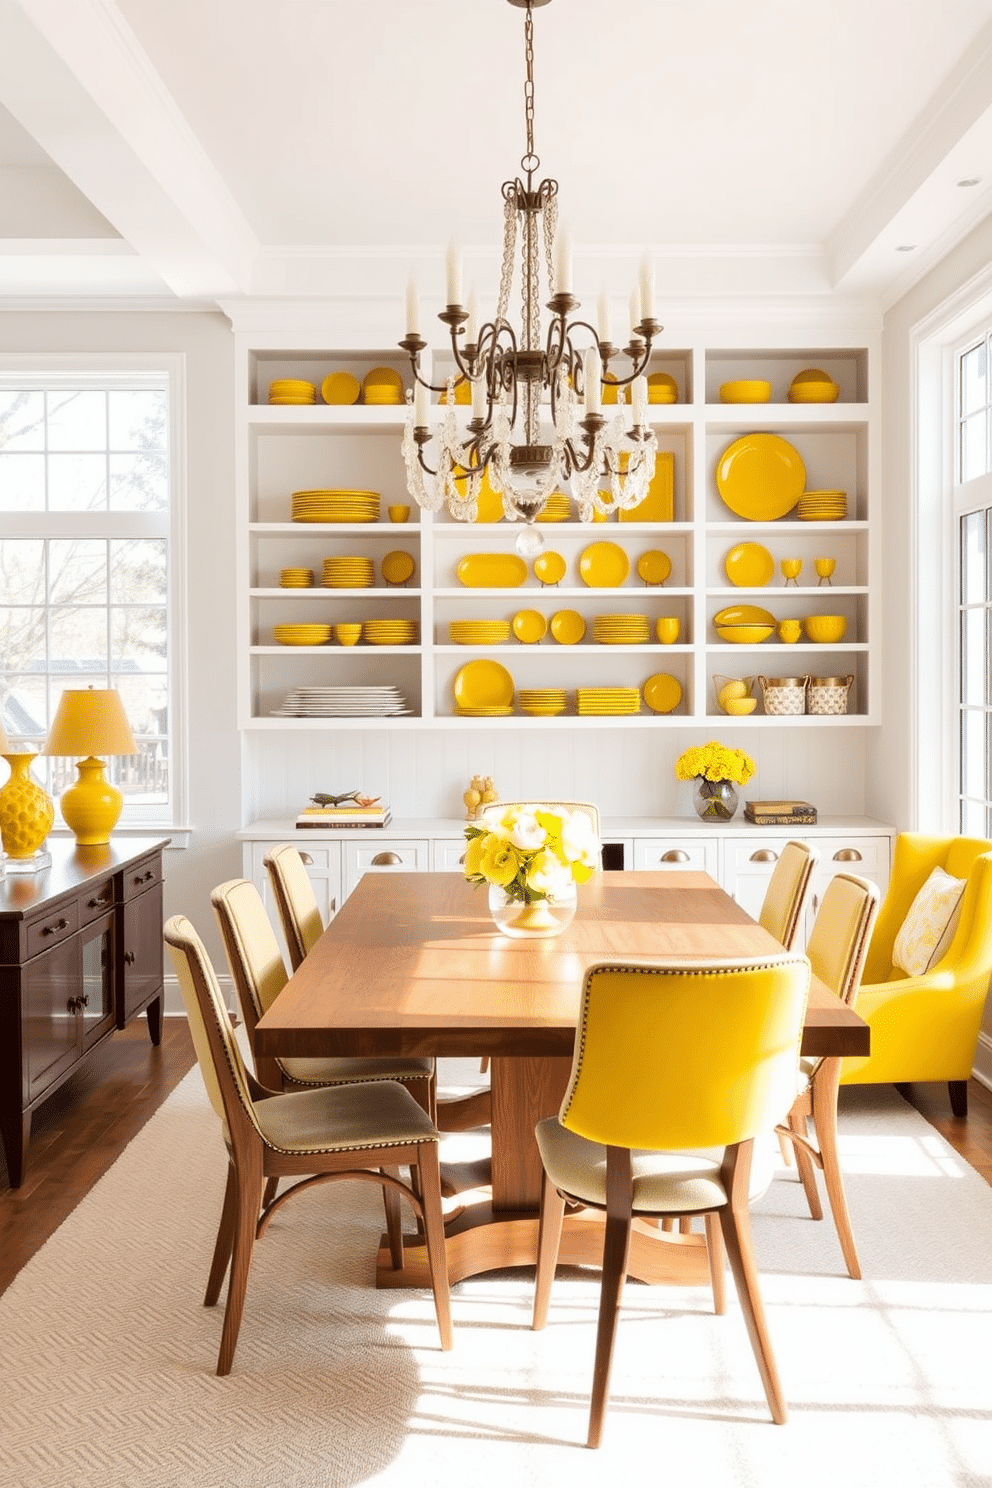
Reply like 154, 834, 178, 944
399, 0, 660, 553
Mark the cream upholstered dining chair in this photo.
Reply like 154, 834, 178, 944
211, 877, 435, 1118
163, 914, 452, 1375
758, 839, 820, 950
776, 871, 880, 1279
531, 953, 811, 1447
263, 843, 325, 972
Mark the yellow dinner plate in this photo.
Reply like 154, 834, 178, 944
550, 609, 586, 644
453, 660, 514, 709
363, 366, 403, 392
617, 451, 675, 523
512, 609, 548, 644
321, 372, 361, 405
579, 541, 631, 588
456, 553, 528, 587
533, 551, 566, 585
724, 542, 774, 588
380, 550, 416, 585
713, 603, 776, 627
715, 433, 806, 521
636, 549, 672, 585
642, 673, 683, 713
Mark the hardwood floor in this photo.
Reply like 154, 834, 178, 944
0, 1023, 989, 1297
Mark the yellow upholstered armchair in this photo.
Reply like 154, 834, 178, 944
840, 833, 992, 1115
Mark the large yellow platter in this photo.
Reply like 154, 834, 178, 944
456, 553, 528, 587
642, 673, 683, 713
550, 609, 586, 644
453, 660, 514, 710
715, 433, 806, 521
724, 542, 774, 588
713, 603, 776, 627
617, 451, 675, 523
579, 541, 630, 588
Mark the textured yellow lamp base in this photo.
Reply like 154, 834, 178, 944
0, 753, 55, 858
59, 757, 124, 846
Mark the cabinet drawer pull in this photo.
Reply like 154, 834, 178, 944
458, 853, 466, 865
66, 993, 90, 1013
749, 849, 778, 863
87, 891, 112, 909
124, 950, 136, 966
299, 851, 314, 866
370, 852, 403, 867
660, 850, 689, 863
133, 870, 155, 886
832, 848, 863, 862
42, 918, 69, 936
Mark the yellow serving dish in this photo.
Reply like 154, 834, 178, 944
713, 603, 776, 627
456, 553, 528, 587
803, 614, 847, 643
719, 380, 771, 403
715, 624, 775, 644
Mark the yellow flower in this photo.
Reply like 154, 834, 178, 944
463, 834, 487, 878
675, 741, 756, 786
481, 837, 519, 887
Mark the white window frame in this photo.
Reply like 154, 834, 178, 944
0, 353, 189, 835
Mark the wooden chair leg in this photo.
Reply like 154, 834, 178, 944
718, 1142, 787, 1425
216, 1158, 264, 1377
204, 1160, 238, 1307
810, 1059, 861, 1280
416, 1140, 453, 1350
787, 1099, 823, 1220
261, 1176, 279, 1210
704, 1210, 726, 1315
777, 1126, 794, 1167
382, 1168, 405, 1270
949, 1079, 968, 1117
532, 1170, 567, 1330
587, 1147, 634, 1449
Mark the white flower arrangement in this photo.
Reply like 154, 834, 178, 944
464, 803, 600, 905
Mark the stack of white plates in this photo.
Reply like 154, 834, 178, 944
448, 620, 511, 645
271, 686, 411, 717
322, 556, 374, 588
291, 489, 381, 523
592, 613, 651, 645
517, 688, 568, 716
798, 489, 847, 521
362, 619, 419, 645
576, 687, 642, 715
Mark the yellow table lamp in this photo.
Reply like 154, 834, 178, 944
44, 688, 138, 846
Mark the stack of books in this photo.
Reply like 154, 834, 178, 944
296, 804, 392, 829
744, 799, 818, 826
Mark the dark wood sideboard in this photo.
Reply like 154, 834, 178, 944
0, 836, 170, 1188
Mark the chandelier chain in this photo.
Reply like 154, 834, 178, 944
522, 1, 538, 173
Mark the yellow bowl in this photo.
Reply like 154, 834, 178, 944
716, 624, 775, 644
788, 382, 839, 404
719, 380, 771, 404
724, 697, 758, 716
334, 624, 362, 646
804, 614, 847, 643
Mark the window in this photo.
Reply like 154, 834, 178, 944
0, 364, 183, 826
955, 332, 992, 834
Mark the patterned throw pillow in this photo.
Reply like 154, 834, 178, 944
891, 866, 966, 977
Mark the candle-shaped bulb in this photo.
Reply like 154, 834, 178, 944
414, 379, 430, 426
631, 375, 648, 427
639, 255, 655, 320
584, 347, 602, 415
466, 289, 480, 343
446, 241, 462, 306
597, 288, 611, 343
405, 279, 420, 337
629, 286, 642, 336
471, 374, 488, 421
554, 223, 572, 295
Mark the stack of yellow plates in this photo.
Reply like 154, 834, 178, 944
647, 372, 678, 404
363, 367, 404, 405
518, 688, 568, 716
536, 492, 572, 522
322, 556, 374, 588
448, 620, 511, 645
269, 378, 316, 405
362, 619, 419, 645
788, 368, 840, 403
592, 613, 651, 644
798, 489, 847, 521
291, 489, 381, 523
272, 623, 331, 645
576, 687, 641, 715
320, 372, 360, 405
455, 704, 515, 717
279, 567, 314, 588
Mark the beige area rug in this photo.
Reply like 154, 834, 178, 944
2, 1057, 991, 1488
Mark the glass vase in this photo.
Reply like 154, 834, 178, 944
488, 880, 577, 939
692, 777, 739, 822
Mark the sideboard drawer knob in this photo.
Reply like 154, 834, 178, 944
832, 848, 863, 862
299, 851, 314, 865
660, 850, 689, 863
371, 852, 403, 866
42, 918, 69, 936
749, 849, 778, 863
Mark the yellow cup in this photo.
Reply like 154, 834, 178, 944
778, 619, 803, 644
656, 617, 681, 644
334, 623, 362, 646
388, 505, 411, 523
780, 558, 802, 583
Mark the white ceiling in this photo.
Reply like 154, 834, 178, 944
2, 0, 992, 311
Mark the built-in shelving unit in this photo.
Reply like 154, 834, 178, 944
235, 339, 878, 729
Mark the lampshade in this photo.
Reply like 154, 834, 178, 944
44, 688, 138, 759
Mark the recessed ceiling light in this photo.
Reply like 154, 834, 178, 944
895, 244, 917, 252
957, 177, 982, 188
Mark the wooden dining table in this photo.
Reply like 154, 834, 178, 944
255, 869, 870, 1289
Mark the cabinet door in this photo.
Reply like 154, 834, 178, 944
80, 910, 115, 1051
724, 838, 786, 919
632, 837, 719, 876
120, 883, 164, 1023
342, 840, 430, 899
432, 838, 468, 871
804, 835, 892, 938
23, 936, 80, 1103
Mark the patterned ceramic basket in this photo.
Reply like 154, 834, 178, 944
757, 675, 808, 716
807, 674, 854, 715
